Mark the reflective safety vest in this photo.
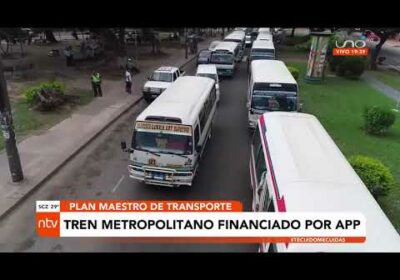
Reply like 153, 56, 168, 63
91, 73, 101, 84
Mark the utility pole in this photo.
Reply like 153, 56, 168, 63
135, 31, 138, 66
0, 55, 24, 182
185, 28, 188, 59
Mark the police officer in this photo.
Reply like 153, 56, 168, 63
91, 71, 102, 97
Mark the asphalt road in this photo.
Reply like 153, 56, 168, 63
0, 51, 258, 252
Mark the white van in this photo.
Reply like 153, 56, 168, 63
210, 41, 239, 77
247, 60, 299, 128
196, 64, 220, 102
122, 76, 218, 187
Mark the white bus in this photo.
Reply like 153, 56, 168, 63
196, 64, 220, 102
256, 32, 273, 42
223, 31, 246, 59
258, 27, 271, 34
209, 40, 222, 51
250, 112, 400, 252
250, 40, 275, 60
247, 60, 299, 128
121, 76, 218, 187
210, 41, 239, 77
247, 40, 276, 72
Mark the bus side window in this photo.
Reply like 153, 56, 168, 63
194, 124, 200, 147
255, 140, 267, 184
199, 107, 207, 131
252, 125, 261, 147
210, 87, 216, 104
267, 199, 275, 212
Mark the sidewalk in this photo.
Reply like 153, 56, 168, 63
385, 39, 400, 48
0, 36, 217, 220
363, 72, 400, 102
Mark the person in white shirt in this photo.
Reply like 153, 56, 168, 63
125, 69, 132, 94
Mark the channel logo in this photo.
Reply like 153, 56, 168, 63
333, 40, 369, 56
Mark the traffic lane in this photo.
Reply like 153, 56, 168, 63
109, 61, 256, 252
115, 61, 252, 204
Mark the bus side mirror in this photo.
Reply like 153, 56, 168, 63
196, 144, 202, 153
121, 141, 127, 151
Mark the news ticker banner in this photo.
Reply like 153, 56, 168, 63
36, 200, 366, 244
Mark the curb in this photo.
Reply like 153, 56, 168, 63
0, 97, 143, 221
180, 53, 198, 69
0, 51, 199, 221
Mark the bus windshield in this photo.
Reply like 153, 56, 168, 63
251, 92, 297, 112
150, 72, 173, 82
210, 52, 234, 64
133, 131, 193, 155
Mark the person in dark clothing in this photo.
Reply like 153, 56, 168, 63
64, 46, 73, 67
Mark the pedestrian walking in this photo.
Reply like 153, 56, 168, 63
126, 58, 134, 73
125, 69, 132, 94
91, 71, 103, 97
64, 46, 73, 67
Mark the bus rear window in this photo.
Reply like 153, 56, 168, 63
253, 82, 297, 93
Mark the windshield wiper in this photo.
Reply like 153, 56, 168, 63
137, 148, 161, 157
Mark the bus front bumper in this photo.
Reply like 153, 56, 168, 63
128, 165, 194, 187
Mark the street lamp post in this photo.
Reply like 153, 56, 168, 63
0, 56, 24, 182
135, 31, 138, 67
185, 28, 188, 59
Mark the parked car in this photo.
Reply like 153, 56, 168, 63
142, 66, 185, 102
197, 49, 212, 65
